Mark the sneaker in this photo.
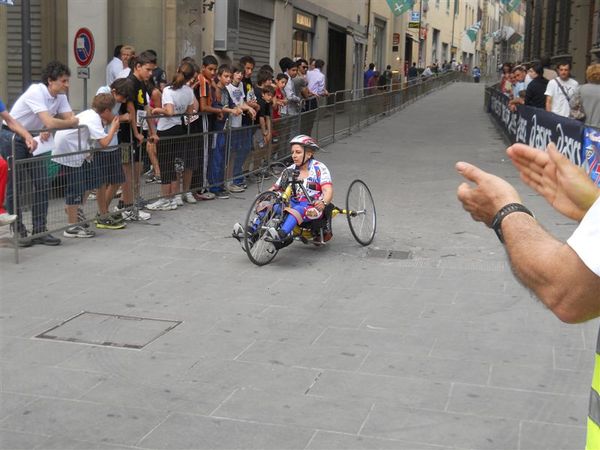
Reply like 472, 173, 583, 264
174, 194, 184, 206
122, 209, 152, 221
265, 227, 289, 242
214, 190, 230, 199
95, 216, 126, 230
265, 227, 280, 241
31, 233, 62, 246
145, 175, 161, 184
146, 198, 174, 211
183, 192, 197, 204
87, 191, 97, 201
227, 184, 246, 193
232, 222, 244, 242
169, 199, 178, 210
63, 226, 95, 238
111, 212, 125, 223
114, 188, 122, 199
0, 212, 17, 226
193, 191, 216, 201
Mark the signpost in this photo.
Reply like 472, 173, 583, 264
73, 27, 95, 109
409, 11, 420, 28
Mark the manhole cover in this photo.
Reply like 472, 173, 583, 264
35, 312, 182, 349
367, 248, 412, 260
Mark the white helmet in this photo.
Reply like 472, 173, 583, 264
289, 134, 320, 152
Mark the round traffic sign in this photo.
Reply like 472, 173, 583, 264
73, 27, 95, 67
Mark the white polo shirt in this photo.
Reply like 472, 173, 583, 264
53, 109, 107, 167
567, 197, 600, 276
6, 83, 72, 131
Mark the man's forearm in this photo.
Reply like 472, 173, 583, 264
502, 212, 600, 323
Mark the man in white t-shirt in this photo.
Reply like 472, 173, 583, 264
456, 142, 600, 447
0, 61, 78, 246
545, 62, 579, 118
53, 93, 120, 238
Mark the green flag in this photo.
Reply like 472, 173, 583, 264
507, 0, 521, 12
465, 21, 481, 43
386, 0, 415, 16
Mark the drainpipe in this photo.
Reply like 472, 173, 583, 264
21, 0, 31, 91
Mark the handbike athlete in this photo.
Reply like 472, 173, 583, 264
233, 134, 334, 245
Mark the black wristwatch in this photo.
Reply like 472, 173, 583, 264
490, 203, 534, 243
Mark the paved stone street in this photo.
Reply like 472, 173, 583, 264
1, 82, 596, 449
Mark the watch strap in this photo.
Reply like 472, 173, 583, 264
491, 203, 534, 243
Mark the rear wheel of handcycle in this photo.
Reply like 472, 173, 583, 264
243, 191, 284, 266
346, 179, 377, 246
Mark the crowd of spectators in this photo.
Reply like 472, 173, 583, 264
0, 46, 336, 245
501, 57, 600, 127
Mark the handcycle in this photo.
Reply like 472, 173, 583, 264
236, 168, 376, 266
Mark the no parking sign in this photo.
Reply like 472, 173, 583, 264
73, 27, 95, 108
73, 27, 95, 67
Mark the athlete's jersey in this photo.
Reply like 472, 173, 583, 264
274, 159, 332, 201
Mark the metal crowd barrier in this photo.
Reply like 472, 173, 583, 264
2, 70, 464, 263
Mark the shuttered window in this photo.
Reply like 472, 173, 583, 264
234, 11, 271, 71
6, 0, 42, 106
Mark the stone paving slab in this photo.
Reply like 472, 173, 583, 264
1, 82, 597, 449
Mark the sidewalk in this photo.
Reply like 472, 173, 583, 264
0, 82, 595, 450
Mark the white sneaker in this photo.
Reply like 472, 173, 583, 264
175, 194, 184, 206
64, 225, 96, 238
169, 199, 178, 210
0, 212, 17, 226
122, 209, 152, 221
146, 198, 172, 211
227, 184, 246, 193
184, 192, 197, 204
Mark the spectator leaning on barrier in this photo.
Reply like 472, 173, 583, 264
284, 60, 302, 116
580, 64, 600, 127
190, 54, 221, 200
53, 93, 120, 238
94, 78, 133, 229
523, 63, 548, 110
545, 61, 579, 118
117, 51, 158, 221
499, 62, 513, 97
209, 64, 243, 199
0, 98, 37, 227
146, 61, 197, 211
456, 142, 600, 449
511, 65, 527, 100
0, 60, 78, 246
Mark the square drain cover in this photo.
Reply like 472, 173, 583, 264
35, 312, 182, 349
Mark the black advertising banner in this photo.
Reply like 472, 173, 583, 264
489, 89, 518, 142
515, 105, 585, 166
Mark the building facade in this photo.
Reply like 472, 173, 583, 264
523, 0, 600, 81
0, 0, 526, 110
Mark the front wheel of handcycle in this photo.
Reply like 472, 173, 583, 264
243, 191, 285, 266
346, 179, 377, 246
